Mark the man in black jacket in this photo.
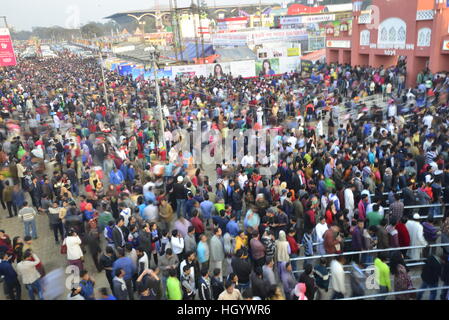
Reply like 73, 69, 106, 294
139, 223, 152, 260
173, 176, 187, 219
112, 218, 126, 249
99, 246, 117, 291
28, 177, 42, 210
231, 186, 244, 221
231, 249, 252, 292
402, 181, 416, 217
250, 268, 268, 299
291, 170, 302, 194
417, 254, 442, 300
298, 263, 316, 300
210, 268, 224, 300
199, 268, 212, 300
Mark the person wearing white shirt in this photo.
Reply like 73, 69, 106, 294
406, 214, 428, 260
63, 231, 84, 271
387, 103, 397, 118
344, 186, 355, 221
119, 207, 132, 227
241, 154, 254, 168
143, 181, 156, 195
238, 172, 248, 190
320, 194, 329, 216
136, 249, 149, 275
16, 251, 44, 300
314, 217, 328, 255
423, 113, 433, 129
423, 138, 433, 153
171, 230, 185, 259
330, 256, 346, 299
53, 114, 61, 129
386, 122, 395, 134
256, 108, 263, 125
287, 135, 297, 148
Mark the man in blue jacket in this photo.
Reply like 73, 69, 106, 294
200, 194, 214, 227
79, 270, 96, 300
226, 214, 240, 237
112, 247, 136, 300
0, 251, 21, 299
109, 168, 124, 186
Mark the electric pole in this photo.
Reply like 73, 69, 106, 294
191, 0, 199, 63
197, 0, 205, 60
169, 0, 178, 61
174, 0, 184, 61
144, 46, 166, 151
0, 16, 8, 29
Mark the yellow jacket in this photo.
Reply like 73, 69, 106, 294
234, 235, 248, 253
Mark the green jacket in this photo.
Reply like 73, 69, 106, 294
166, 276, 182, 300
98, 212, 114, 231
374, 258, 391, 290
366, 211, 383, 227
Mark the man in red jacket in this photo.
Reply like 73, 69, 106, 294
0, 229, 13, 258
287, 229, 300, 273
395, 216, 411, 259
190, 210, 205, 243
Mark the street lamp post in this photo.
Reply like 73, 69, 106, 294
95, 34, 109, 107
144, 46, 166, 151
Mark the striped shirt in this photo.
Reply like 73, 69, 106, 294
425, 151, 437, 164
18, 206, 36, 222
301, 233, 314, 256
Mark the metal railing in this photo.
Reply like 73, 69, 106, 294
384, 203, 446, 212
290, 243, 449, 262
337, 286, 449, 300
370, 187, 447, 198
292, 260, 425, 275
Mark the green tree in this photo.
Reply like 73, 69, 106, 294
81, 22, 104, 38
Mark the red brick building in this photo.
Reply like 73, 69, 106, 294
326, 0, 449, 87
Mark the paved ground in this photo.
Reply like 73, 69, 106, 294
0, 187, 110, 300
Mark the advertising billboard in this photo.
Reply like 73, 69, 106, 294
0, 28, 17, 67
256, 58, 280, 76
301, 60, 314, 73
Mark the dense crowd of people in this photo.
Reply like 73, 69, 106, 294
0, 50, 448, 300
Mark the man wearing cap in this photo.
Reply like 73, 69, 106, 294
406, 213, 428, 261
173, 176, 187, 219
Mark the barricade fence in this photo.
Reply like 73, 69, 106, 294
290, 243, 449, 262
337, 286, 449, 300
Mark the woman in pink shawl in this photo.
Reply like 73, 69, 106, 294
294, 283, 308, 300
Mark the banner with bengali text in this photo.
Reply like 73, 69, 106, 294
0, 28, 17, 67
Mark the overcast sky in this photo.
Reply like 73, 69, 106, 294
3, 0, 282, 31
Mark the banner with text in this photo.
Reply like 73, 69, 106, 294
0, 28, 17, 67
251, 29, 308, 44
